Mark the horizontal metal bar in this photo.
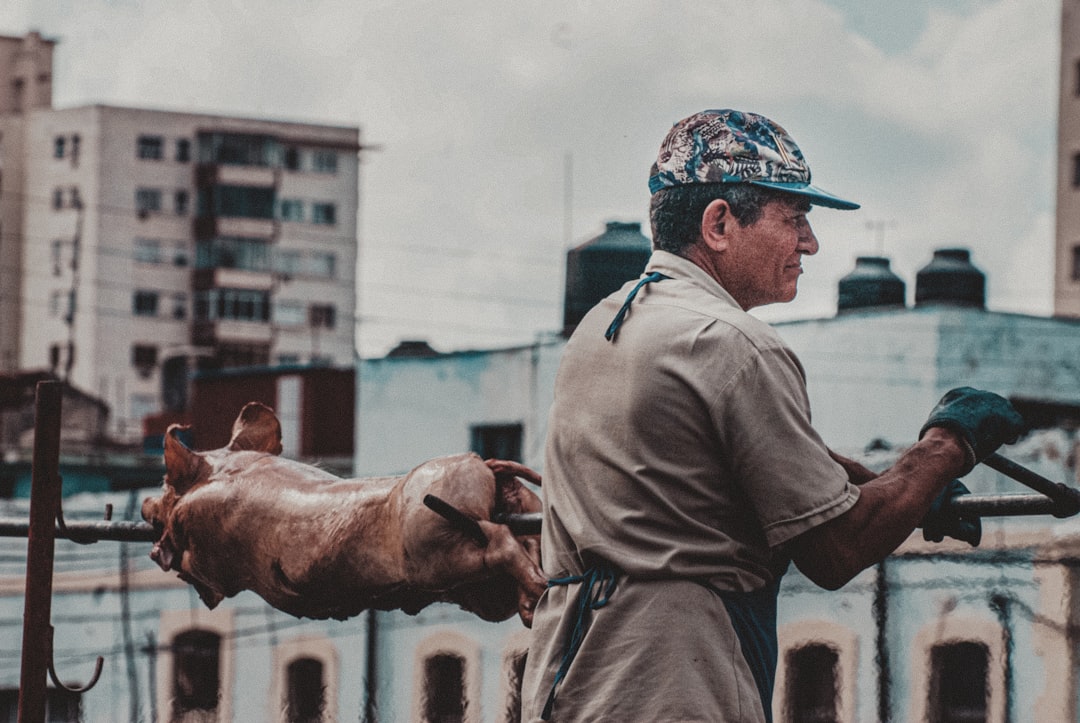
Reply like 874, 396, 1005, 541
983, 453, 1080, 516
947, 493, 1074, 518
0, 518, 157, 543
495, 512, 542, 536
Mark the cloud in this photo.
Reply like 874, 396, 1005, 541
0, 0, 1061, 354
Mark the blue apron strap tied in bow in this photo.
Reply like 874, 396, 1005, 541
541, 562, 619, 720
604, 271, 670, 341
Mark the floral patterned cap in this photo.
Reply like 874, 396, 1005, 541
648, 109, 859, 210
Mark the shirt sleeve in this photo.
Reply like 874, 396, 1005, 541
710, 345, 859, 547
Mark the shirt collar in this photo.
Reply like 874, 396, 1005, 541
644, 250, 742, 310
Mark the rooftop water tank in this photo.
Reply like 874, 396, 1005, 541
837, 256, 906, 313
562, 221, 651, 336
914, 248, 985, 308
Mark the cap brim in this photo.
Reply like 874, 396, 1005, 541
749, 180, 860, 211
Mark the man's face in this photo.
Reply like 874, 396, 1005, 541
718, 196, 818, 310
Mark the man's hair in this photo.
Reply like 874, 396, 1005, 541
649, 183, 779, 255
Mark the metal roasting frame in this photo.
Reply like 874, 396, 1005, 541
5, 380, 1080, 719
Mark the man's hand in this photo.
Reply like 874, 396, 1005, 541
920, 387, 1026, 474
920, 479, 981, 546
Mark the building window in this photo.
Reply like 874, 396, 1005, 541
135, 238, 163, 264
311, 150, 337, 173
309, 304, 336, 329
173, 240, 190, 267
285, 657, 325, 723
1072, 245, 1080, 282
1075, 59, 1080, 96
928, 641, 989, 723
311, 202, 336, 226
217, 342, 270, 368
199, 184, 276, 219
51, 239, 64, 275
471, 423, 523, 461
70, 134, 80, 165
274, 300, 306, 326
309, 252, 336, 278
1073, 152, 1080, 188
54, 135, 65, 158
136, 188, 162, 215
423, 654, 466, 723
194, 289, 270, 322
0, 687, 81, 721
133, 290, 159, 316
176, 138, 191, 162
175, 189, 189, 215
198, 131, 276, 166
284, 146, 301, 171
132, 344, 158, 377
52, 187, 64, 210
784, 643, 839, 723
502, 648, 528, 723
172, 293, 188, 320
137, 134, 164, 160
279, 198, 305, 222
196, 237, 270, 272
275, 250, 302, 277
172, 629, 221, 716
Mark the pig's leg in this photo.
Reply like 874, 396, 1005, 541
475, 519, 546, 626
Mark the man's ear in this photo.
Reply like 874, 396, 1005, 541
700, 199, 731, 253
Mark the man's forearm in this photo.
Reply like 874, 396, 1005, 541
789, 428, 968, 589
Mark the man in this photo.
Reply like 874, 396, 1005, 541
520, 109, 1024, 722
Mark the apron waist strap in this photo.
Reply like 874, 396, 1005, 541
541, 562, 619, 720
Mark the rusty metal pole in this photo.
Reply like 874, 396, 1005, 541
18, 381, 63, 723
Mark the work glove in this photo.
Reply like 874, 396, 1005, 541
919, 387, 1026, 475
920, 479, 981, 546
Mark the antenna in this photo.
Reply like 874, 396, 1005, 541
865, 219, 896, 255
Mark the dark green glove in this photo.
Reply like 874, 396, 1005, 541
919, 387, 1026, 474
921, 479, 981, 546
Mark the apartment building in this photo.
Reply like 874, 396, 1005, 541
1057, 0, 1080, 315
0, 33, 359, 441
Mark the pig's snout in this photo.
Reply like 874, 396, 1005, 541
141, 496, 160, 523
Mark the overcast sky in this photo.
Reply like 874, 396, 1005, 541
0, 0, 1061, 356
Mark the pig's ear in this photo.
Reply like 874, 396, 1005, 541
164, 425, 210, 495
228, 402, 283, 455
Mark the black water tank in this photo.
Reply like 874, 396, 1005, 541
837, 256, 906, 313
562, 221, 651, 336
914, 248, 985, 308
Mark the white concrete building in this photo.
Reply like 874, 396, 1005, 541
0, 32, 360, 441
1056, 0, 1080, 316
349, 247, 1080, 722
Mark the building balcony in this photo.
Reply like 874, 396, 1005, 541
195, 163, 277, 189
191, 319, 273, 347
193, 215, 277, 240
191, 267, 274, 292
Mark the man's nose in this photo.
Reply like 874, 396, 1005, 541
798, 225, 819, 256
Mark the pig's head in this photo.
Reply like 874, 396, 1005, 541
142, 402, 283, 607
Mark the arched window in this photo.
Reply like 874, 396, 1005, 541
501, 648, 528, 723
928, 641, 989, 723
785, 643, 840, 723
423, 653, 465, 723
172, 629, 221, 718
413, 632, 480, 723
285, 657, 325, 723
